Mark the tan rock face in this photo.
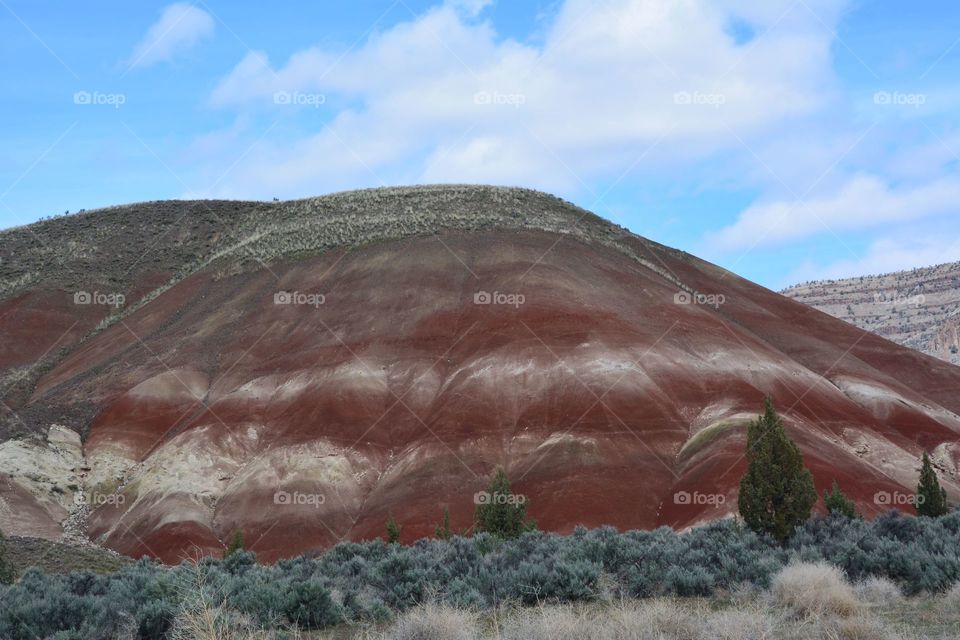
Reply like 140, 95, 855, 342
782, 262, 960, 365
2, 187, 960, 563
0, 426, 82, 539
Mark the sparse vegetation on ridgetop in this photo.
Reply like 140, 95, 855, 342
0, 186, 640, 304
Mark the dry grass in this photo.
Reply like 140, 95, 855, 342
771, 562, 861, 618
166, 563, 952, 640
855, 577, 903, 607
363, 593, 911, 640
170, 569, 295, 640
498, 604, 590, 640
171, 600, 285, 640
941, 582, 960, 610
831, 616, 907, 640
374, 603, 480, 640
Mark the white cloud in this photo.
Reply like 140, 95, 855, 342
782, 232, 960, 286
710, 174, 960, 251
197, 0, 846, 199
127, 3, 215, 69
446, 0, 494, 18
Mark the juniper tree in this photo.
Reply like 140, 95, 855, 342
917, 452, 950, 517
435, 507, 453, 540
386, 512, 402, 544
0, 530, 15, 584
474, 467, 536, 539
224, 530, 244, 559
738, 398, 817, 543
823, 480, 860, 518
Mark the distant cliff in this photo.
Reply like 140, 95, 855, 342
783, 262, 960, 366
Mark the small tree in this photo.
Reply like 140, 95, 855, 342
823, 480, 860, 518
474, 467, 536, 539
0, 530, 16, 584
386, 512, 402, 544
435, 507, 453, 540
738, 398, 817, 544
224, 530, 244, 559
917, 452, 950, 517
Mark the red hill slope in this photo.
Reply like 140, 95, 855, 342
1, 185, 958, 563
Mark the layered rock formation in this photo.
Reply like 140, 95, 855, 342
783, 262, 960, 365
2, 186, 959, 563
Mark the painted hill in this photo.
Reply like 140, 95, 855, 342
1, 185, 959, 563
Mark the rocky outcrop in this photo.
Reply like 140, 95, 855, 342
0, 426, 83, 540
782, 262, 960, 365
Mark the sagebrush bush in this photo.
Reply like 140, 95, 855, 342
282, 578, 341, 629
788, 510, 960, 594
2, 511, 960, 637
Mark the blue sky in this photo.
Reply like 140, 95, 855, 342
2, 0, 960, 289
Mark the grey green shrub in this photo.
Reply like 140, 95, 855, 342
1, 510, 959, 637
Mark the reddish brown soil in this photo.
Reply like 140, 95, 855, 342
4, 226, 960, 563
